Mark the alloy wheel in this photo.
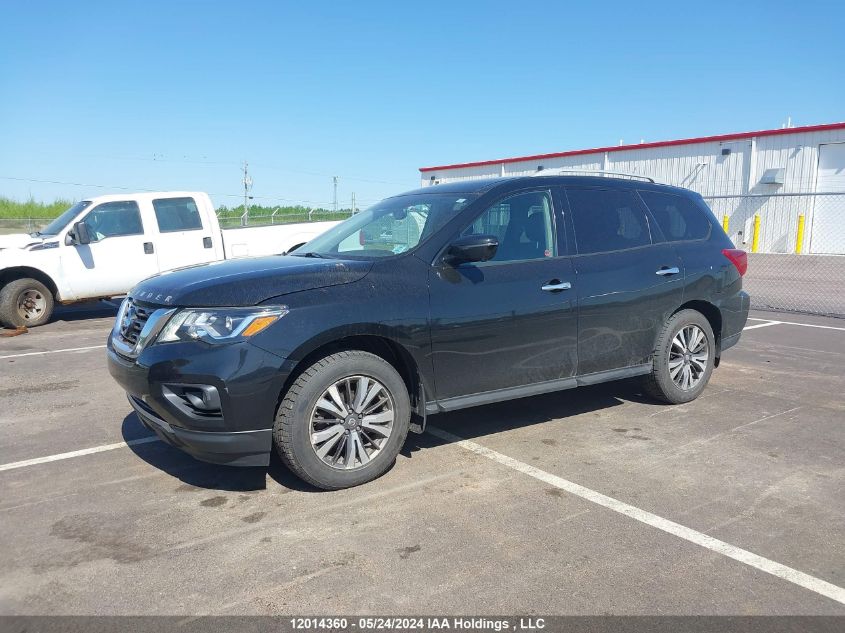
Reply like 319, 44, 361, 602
309, 375, 395, 470
668, 324, 709, 391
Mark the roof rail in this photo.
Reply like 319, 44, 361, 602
530, 168, 655, 183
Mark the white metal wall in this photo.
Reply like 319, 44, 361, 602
420, 127, 845, 254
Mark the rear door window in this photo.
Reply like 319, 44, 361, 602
565, 188, 651, 254
638, 190, 711, 241
153, 197, 203, 232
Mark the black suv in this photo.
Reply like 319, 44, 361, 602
108, 176, 749, 489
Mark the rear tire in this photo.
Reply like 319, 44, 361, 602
642, 309, 715, 404
0, 278, 54, 328
273, 350, 411, 490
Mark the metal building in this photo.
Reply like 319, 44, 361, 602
419, 122, 845, 255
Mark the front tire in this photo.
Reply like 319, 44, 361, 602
273, 350, 411, 490
642, 309, 715, 404
0, 278, 54, 328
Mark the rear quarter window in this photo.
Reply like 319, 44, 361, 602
638, 190, 711, 242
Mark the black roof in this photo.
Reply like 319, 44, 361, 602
395, 175, 698, 199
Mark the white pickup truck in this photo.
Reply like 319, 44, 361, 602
0, 191, 340, 328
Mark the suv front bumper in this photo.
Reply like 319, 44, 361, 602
107, 338, 289, 467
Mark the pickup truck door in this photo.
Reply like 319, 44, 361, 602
147, 196, 220, 272
59, 200, 160, 299
428, 188, 578, 403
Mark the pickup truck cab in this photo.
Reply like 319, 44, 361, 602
0, 192, 339, 328
107, 176, 750, 490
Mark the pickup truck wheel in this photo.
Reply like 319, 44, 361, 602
273, 350, 411, 490
642, 309, 715, 405
0, 278, 54, 328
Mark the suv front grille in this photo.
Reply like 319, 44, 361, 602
119, 300, 154, 346
111, 299, 175, 360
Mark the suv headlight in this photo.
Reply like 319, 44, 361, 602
156, 307, 288, 344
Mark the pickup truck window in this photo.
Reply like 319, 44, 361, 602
81, 201, 144, 241
153, 197, 203, 232
296, 193, 477, 259
36, 200, 93, 236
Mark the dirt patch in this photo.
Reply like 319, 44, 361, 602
200, 496, 228, 508
0, 380, 78, 398
242, 512, 266, 524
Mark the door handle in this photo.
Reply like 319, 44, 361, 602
143, 242, 154, 254
655, 266, 679, 276
541, 280, 572, 292
203, 237, 212, 248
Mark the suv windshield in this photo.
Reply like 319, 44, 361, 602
294, 192, 477, 259
35, 200, 93, 236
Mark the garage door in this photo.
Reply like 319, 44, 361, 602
809, 143, 845, 254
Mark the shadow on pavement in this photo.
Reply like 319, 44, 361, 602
53, 300, 120, 323
120, 412, 320, 493
401, 379, 642, 457
121, 379, 650, 493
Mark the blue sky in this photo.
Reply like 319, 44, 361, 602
1, 0, 843, 208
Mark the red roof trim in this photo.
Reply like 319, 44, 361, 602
418, 122, 845, 173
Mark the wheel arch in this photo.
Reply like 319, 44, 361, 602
278, 329, 428, 429
672, 300, 723, 365
0, 266, 59, 299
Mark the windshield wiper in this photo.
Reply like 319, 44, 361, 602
295, 251, 328, 259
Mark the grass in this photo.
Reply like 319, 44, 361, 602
0, 197, 75, 219
0, 198, 353, 231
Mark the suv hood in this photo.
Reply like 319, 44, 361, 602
130, 255, 373, 307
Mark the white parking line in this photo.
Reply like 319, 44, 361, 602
743, 321, 781, 330
0, 344, 107, 360
0, 436, 159, 472
427, 426, 845, 606
747, 317, 845, 332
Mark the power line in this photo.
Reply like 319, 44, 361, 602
16, 150, 411, 186
0, 175, 366, 208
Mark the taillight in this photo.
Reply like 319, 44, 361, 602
722, 248, 747, 276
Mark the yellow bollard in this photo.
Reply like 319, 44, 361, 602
751, 214, 761, 253
722, 215, 729, 233
795, 214, 805, 254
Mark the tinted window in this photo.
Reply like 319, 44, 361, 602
299, 193, 475, 259
638, 191, 710, 241
566, 189, 650, 254
461, 191, 555, 262
153, 197, 203, 232
82, 201, 143, 241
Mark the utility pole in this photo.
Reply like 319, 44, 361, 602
332, 176, 338, 213
241, 161, 253, 226
351, 192, 356, 215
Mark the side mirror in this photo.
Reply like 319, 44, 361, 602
67, 221, 91, 245
444, 234, 499, 265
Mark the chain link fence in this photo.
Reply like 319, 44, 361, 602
0, 211, 354, 234
703, 193, 845, 317
215, 209, 353, 228
0, 218, 52, 234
